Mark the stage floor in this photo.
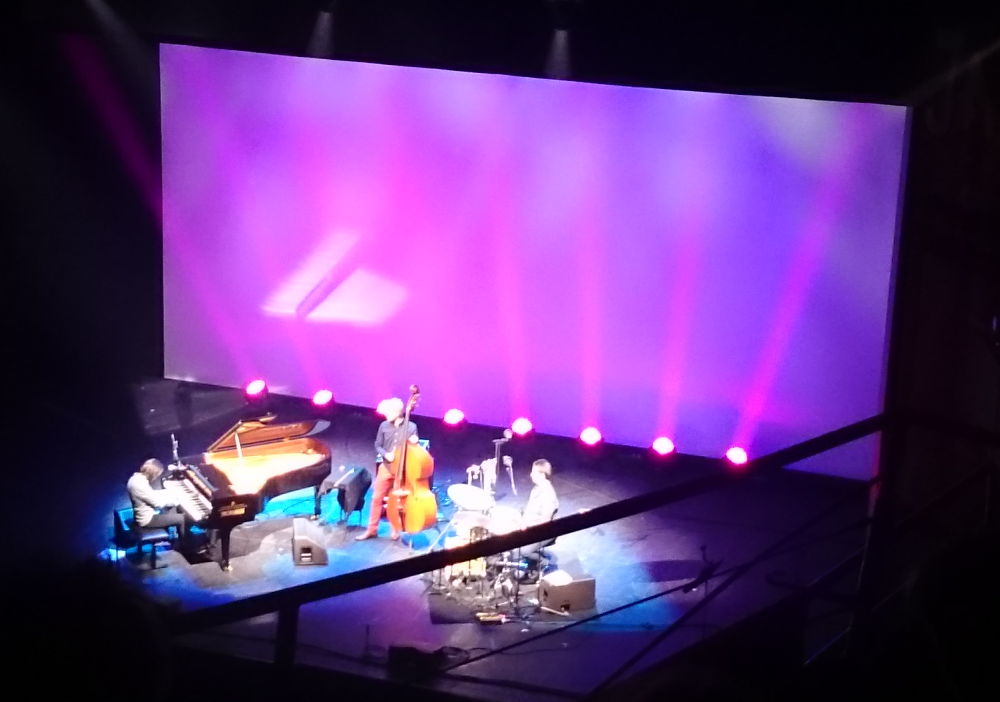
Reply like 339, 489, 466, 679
110, 442, 868, 702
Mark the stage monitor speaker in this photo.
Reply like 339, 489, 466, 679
539, 570, 596, 612
292, 516, 328, 566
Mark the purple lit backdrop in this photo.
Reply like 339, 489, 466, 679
161, 44, 907, 479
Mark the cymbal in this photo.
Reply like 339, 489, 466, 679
447, 483, 494, 511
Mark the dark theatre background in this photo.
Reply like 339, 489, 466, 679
5, 2, 999, 701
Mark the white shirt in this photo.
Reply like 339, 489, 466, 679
127, 473, 174, 526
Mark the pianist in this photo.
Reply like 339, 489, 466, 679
127, 459, 188, 541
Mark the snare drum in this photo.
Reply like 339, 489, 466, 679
488, 505, 523, 535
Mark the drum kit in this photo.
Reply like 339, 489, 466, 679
427, 483, 534, 610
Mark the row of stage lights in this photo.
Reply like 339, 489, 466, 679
244, 379, 751, 466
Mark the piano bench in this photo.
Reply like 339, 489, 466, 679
113, 508, 174, 570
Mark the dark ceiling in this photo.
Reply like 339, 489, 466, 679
18, 0, 1000, 104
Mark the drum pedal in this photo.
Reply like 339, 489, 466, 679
475, 612, 508, 624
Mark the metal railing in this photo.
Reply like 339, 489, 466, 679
164, 410, 998, 695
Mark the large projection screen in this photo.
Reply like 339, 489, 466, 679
161, 44, 907, 479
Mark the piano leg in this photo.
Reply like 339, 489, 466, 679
219, 527, 233, 572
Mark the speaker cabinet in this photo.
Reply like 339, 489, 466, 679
318, 465, 372, 519
292, 517, 328, 566
336, 466, 372, 515
539, 571, 596, 612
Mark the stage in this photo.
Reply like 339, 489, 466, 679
103, 380, 870, 702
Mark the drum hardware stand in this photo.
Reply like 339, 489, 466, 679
463, 526, 489, 600
423, 513, 464, 594
425, 510, 461, 554
479, 544, 535, 619
465, 542, 541, 622
425, 564, 449, 595
509, 544, 532, 616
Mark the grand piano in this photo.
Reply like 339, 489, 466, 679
163, 415, 332, 570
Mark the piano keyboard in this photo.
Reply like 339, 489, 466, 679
163, 477, 212, 521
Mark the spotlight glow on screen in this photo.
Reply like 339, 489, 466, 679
161, 44, 907, 479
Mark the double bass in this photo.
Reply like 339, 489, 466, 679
385, 385, 438, 535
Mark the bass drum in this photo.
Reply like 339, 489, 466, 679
442, 535, 487, 579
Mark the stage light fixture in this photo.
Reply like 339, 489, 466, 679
545, 28, 571, 79
243, 378, 269, 413
511, 417, 533, 436
312, 389, 334, 407
652, 436, 676, 456
725, 446, 748, 465
544, 0, 578, 79
245, 378, 267, 398
580, 426, 602, 446
443, 408, 465, 425
547, 0, 581, 30
307, 1, 337, 58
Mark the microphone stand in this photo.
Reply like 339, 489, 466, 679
491, 434, 515, 496
491, 438, 504, 497
170, 433, 181, 469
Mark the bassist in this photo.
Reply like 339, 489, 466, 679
356, 397, 418, 541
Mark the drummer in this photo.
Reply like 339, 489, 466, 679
484, 459, 558, 572
522, 459, 559, 530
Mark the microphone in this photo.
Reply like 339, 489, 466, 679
493, 428, 513, 444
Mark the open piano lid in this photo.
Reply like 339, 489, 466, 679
206, 415, 331, 453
